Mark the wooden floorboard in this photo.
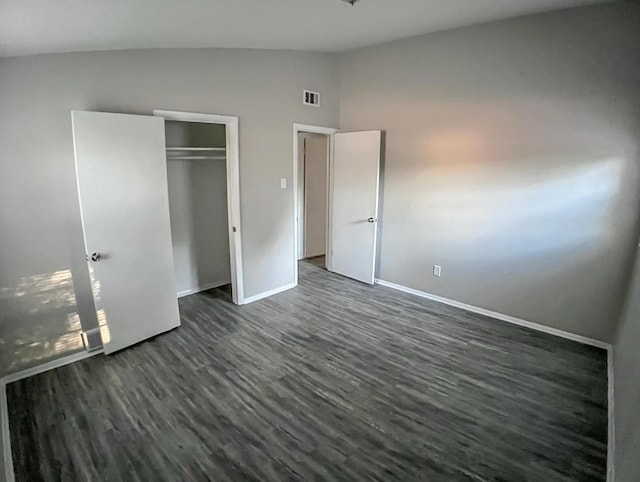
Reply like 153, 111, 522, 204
7, 260, 608, 481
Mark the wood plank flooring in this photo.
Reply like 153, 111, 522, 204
7, 260, 608, 481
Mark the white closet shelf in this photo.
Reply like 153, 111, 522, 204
166, 147, 226, 151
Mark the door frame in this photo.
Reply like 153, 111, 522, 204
293, 123, 339, 286
154, 109, 245, 305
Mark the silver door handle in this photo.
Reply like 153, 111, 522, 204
368, 217, 377, 223
88, 252, 102, 262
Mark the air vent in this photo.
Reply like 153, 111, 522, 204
303, 90, 320, 107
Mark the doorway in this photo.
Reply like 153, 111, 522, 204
155, 110, 244, 305
298, 134, 328, 262
294, 124, 384, 287
293, 124, 339, 284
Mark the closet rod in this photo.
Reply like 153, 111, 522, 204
167, 156, 226, 160
165, 147, 226, 152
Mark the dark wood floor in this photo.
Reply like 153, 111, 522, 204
7, 260, 608, 481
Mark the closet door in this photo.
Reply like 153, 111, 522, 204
72, 111, 180, 354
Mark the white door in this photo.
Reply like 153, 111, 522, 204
329, 131, 382, 284
72, 111, 180, 354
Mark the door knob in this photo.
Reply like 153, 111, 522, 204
368, 217, 377, 223
90, 252, 102, 262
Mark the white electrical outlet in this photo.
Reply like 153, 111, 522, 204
280, 178, 287, 189
433, 265, 442, 277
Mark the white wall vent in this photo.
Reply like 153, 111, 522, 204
303, 90, 320, 107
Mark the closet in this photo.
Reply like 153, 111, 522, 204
164, 120, 232, 297
72, 110, 242, 354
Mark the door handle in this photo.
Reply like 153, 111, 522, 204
87, 252, 103, 262
367, 217, 377, 223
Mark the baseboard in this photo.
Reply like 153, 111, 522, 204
1, 349, 103, 385
243, 282, 296, 304
177, 280, 231, 298
607, 347, 615, 482
375, 279, 611, 350
1, 380, 14, 482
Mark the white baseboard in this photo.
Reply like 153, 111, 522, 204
607, 347, 615, 482
1, 349, 102, 482
1, 349, 102, 385
177, 280, 231, 299
243, 282, 296, 304
375, 279, 611, 350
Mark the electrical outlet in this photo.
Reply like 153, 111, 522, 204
433, 265, 442, 277
280, 178, 287, 189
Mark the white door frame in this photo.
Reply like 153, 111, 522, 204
293, 123, 339, 286
154, 109, 245, 305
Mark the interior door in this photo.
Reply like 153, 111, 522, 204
72, 111, 180, 354
329, 130, 382, 284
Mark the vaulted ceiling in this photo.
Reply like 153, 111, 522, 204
0, 0, 614, 57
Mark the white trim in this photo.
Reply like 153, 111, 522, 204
326, 134, 336, 273
293, 124, 339, 286
297, 136, 305, 261
1, 380, 13, 482
243, 282, 296, 304
293, 124, 338, 136
177, 280, 231, 298
607, 347, 615, 482
375, 279, 611, 350
2, 350, 103, 385
154, 110, 245, 305
153, 110, 233, 124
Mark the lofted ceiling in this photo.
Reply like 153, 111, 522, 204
0, 0, 614, 57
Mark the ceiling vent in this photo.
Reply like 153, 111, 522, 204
303, 90, 320, 107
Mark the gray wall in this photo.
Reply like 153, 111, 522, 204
339, 2, 640, 342
167, 158, 231, 294
0, 48, 339, 377
614, 245, 640, 482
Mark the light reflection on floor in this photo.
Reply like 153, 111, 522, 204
97, 309, 111, 345
0, 269, 85, 374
